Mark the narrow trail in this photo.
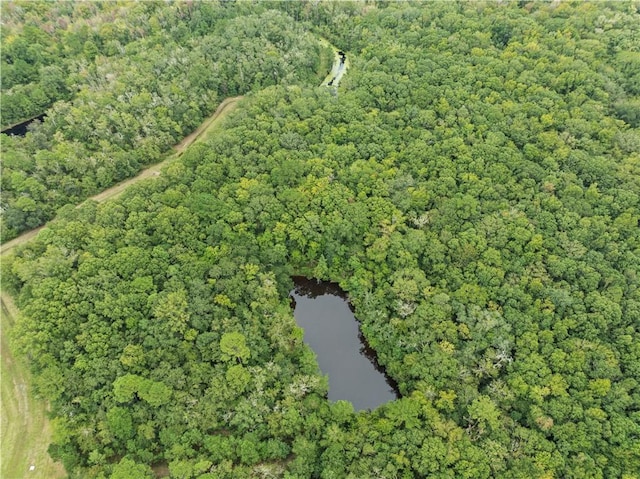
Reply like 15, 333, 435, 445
0, 96, 242, 258
0, 40, 347, 478
90, 95, 242, 204
1, 40, 348, 257
0, 227, 43, 257
0, 95, 242, 479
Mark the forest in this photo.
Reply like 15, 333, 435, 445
1, 1, 639, 478
1, 1, 330, 241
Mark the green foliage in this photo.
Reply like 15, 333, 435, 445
220, 332, 251, 364
4, 1, 640, 478
110, 457, 153, 479
226, 365, 251, 395
113, 374, 171, 407
1, 3, 325, 242
106, 407, 133, 442
113, 375, 139, 404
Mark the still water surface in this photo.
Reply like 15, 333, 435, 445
290, 277, 398, 411
1, 114, 46, 136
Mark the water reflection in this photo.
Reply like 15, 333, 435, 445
290, 277, 398, 411
1, 114, 45, 136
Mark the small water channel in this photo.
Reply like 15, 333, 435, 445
1, 113, 46, 136
321, 47, 347, 88
290, 277, 398, 411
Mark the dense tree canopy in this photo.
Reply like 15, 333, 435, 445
2, 1, 639, 478
1, 1, 329, 242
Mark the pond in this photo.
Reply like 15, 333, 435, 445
290, 277, 398, 411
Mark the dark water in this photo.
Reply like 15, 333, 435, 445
290, 277, 398, 411
1, 114, 45, 136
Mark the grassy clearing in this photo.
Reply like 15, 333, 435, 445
1, 293, 66, 479
316, 40, 336, 84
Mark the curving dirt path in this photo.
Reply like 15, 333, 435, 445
0, 40, 348, 475
0, 227, 44, 258
0, 95, 242, 478
1, 96, 242, 258
85, 95, 242, 203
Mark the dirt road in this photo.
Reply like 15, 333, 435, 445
1, 96, 242, 258
0, 95, 242, 479
89, 95, 242, 203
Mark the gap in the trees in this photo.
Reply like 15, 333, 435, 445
1, 113, 46, 137
289, 276, 399, 411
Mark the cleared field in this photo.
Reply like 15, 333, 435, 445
1, 293, 66, 479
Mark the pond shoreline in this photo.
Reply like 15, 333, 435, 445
290, 276, 399, 411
